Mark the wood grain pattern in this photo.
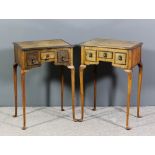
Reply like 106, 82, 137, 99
81, 38, 142, 50
14, 47, 72, 70
124, 69, 132, 130
21, 70, 27, 130
61, 66, 64, 111
13, 64, 18, 117
67, 66, 78, 122
80, 38, 143, 130
131, 47, 141, 68
137, 63, 143, 118
14, 39, 71, 50
41, 51, 55, 60
93, 65, 97, 111
83, 46, 129, 68
79, 65, 86, 121
81, 46, 142, 69
13, 40, 76, 129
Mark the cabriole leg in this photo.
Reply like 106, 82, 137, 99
79, 65, 86, 122
13, 63, 18, 117
61, 66, 65, 111
93, 65, 97, 111
67, 66, 78, 122
124, 69, 133, 130
137, 63, 143, 118
21, 70, 27, 130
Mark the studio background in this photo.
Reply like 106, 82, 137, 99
0, 19, 153, 107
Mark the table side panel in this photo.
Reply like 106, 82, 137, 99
14, 45, 25, 68
131, 46, 141, 68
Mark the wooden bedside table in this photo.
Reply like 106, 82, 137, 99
13, 39, 77, 130
79, 38, 143, 130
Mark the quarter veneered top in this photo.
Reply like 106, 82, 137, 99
81, 38, 143, 49
14, 39, 72, 50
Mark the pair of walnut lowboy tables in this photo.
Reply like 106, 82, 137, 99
13, 38, 143, 130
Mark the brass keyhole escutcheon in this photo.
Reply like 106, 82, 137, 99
118, 55, 122, 61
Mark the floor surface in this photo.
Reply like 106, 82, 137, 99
0, 107, 155, 136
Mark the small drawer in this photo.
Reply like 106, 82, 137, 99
98, 51, 113, 59
85, 50, 97, 62
57, 50, 69, 63
26, 52, 40, 66
115, 53, 127, 65
41, 52, 55, 60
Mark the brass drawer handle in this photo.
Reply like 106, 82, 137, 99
103, 53, 107, 58
41, 52, 55, 60
44, 54, 50, 60
118, 55, 122, 61
85, 50, 96, 62
57, 50, 69, 63
46, 54, 50, 58
89, 53, 93, 57
31, 58, 37, 64
61, 56, 64, 61
114, 53, 126, 65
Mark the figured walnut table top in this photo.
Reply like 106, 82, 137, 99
14, 39, 72, 50
81, 38, 143, 50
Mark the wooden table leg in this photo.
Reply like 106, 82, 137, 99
67, 66, 78, 122
137, 63, 143, 118
93, 65, 97, 111
13, 64, 18, 117
21, 69, 27, 130
61, 66, 65, 111
124, 69, 133, 130
79, 65, 86, 122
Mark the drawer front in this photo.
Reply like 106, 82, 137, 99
26, 52, 40, 66
115, 53, 127, 65
41, 51, 55, 60
85, 50, 97, 61
57, 50, 69, 63
98, 51, 113, 59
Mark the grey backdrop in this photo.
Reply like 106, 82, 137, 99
0, 19, 154, 107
